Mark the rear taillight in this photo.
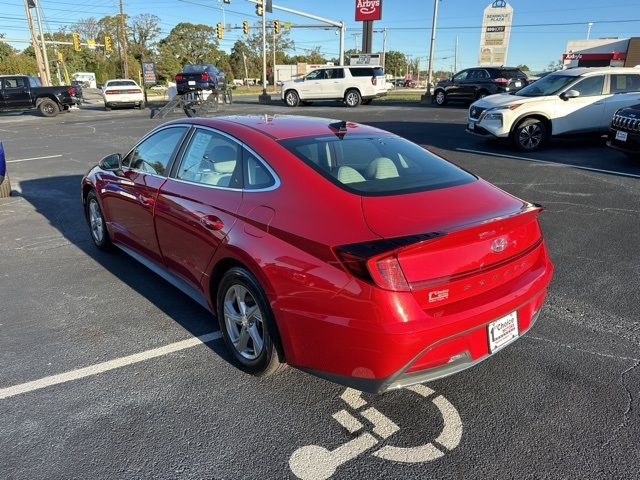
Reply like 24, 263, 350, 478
126, 89, 142, 94
200, 73, 209, 80
371, 76, 377, 85
68, 86, 75, 96
335, 248, 410, 292
105, 90, 118, 95
492, 77, 509, 85
175, 74, 184, 81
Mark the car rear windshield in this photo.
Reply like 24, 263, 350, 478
495, 69, 526, 79
279, 134, 475, 196
349, 67, 384, 77
184, 64, 217, 74
107, 80, 137, 87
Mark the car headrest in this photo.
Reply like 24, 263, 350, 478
365, 157, 399, 179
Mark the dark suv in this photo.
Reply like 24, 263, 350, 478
175, 64, 227, 95
607, 104, 640, 158
433, 67, 528, 106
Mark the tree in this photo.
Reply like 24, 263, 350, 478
130, 14, 161, 60
516, 64, 530, 72
383, 50, 407, 78
157, 22, 223, 81
229, 40, 260, 80
287, 47, 326, 65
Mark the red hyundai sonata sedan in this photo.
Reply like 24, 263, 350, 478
81, 115, 553, 393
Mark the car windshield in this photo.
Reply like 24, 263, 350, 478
517, 75, 576, 97
184, 64, 215, 73
107, 80, 137, 87
279, 134, 476, 195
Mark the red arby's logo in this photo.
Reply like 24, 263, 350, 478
355, 0, 383, 21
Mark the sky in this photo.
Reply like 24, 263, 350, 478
2, 0, 640, 72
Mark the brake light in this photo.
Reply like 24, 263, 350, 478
68, 86, 75, 96
492, 77, 509, 85
200, 73, 209, 80
175, 74, 184, 81
126, 89, 142, 94
371, 76, 377, 86
335, 248, 410, 292
105, 89, 118, 95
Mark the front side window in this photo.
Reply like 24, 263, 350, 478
610, 74, 640, 93
279, 134, 475, 196
306, 70, 324, 80
123, 127, 187, 176
453, 70, 469, 82
572, 76, 605, 97
176, 129, 241, 188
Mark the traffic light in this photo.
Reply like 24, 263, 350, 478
242, 20, 249, 35
273, 20, 280, 34
216, 22, 223, 39
104, 36, 112, 52
255, 3, 263, 16
72, 32, 81, 52
57, 51, 63, 62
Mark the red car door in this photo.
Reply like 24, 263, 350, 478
101, 126, 189, 264
154, 127, 244, 289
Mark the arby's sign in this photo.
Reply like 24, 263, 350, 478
355, 0, 382, 21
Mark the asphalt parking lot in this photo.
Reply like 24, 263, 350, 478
1, 99, 639, 479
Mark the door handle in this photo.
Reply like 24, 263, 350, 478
138, 194, 154, 207
200, 215, 224, 231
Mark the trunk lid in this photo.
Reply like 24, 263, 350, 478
361, 179, 544, 298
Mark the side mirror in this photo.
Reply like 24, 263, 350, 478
561, 89, 580, 100
99, 153, 122, 171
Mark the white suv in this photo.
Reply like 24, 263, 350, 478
466, 67, 640, 151
280, 66, 387, 108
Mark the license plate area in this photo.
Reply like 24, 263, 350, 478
468, 122, 475, 130
615, 130, 628, 142
488, 311, 519, 353
188, 80, 196, 86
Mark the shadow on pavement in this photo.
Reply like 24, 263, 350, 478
17, 174, 229, 359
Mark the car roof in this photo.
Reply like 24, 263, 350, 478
166, 115, 389, 141
550, 67, 640, 77
105, 78, 137, 82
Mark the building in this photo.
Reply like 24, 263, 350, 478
562, 37, 640, 68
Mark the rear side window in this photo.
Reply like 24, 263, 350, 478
373, 67, 384, 77
325, 68, 344, 80
279, 135, 475, 196
610, 74, 640, 93
349, 68, 374, 77
243, 149, 276, 190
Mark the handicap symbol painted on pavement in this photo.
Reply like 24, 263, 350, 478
289, 384, 462, 480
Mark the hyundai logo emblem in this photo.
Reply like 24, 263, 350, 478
491, 237, 508, 253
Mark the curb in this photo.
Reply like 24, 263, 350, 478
0, 142, 11, 198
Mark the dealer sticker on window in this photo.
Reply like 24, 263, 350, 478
487, 311, 519, 353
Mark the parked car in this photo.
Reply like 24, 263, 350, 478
280, 66, 387, 107
433, 67, 529, 106
607, 103, 640, 158
70, 80, 84, 102
175, 64, 227, 95
0, 75, 80, 117
102, 79, 145, 110
467, 67, 640, 151
81, 115, 554, 393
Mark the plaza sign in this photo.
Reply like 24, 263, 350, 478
478, 0, 513, 67
355, 0, 382, 21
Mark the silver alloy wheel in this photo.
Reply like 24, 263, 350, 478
224, 284, 265, 360
346, 91, 359, 106
285, 91, 298, 106
435, 91, 445, 104
43, 102, 56, 115
518, 123, 543, 149
88, 199, 104, 244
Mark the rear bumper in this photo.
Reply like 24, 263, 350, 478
286, 242, 554, 393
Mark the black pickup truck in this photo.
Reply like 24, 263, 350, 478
0, 75, 81, 117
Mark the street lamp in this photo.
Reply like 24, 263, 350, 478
587, 22, 593, 40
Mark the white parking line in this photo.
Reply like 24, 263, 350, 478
456, 148, 640, 179
7, 154, 64, 163
0, 331, 222, 400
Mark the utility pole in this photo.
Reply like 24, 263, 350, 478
33, 1, 51, 85
258, 1, 269, 103
426, 0, 439, 95
454, 35, 459, 73
587, 22, 593, 40
119, 0, 129, 78
352, 33, 359, 52
272, 29, 277, 86
382, 27, 387, 70
242, 51, 249, 86
23, 0, 47, 84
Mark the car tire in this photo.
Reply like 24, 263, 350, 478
138, 101, 146, 110
344, 89, 361, 108
476, 90, 489, 100
217, 267, 285, 376
362, 99, 373, 105
39, 98, 59, 117
512, 118, 548, 152
0, 173, 11, 198
284, 90, 300, 107
434, 90, 447, 106
104, 103, 111, 111
85, 190, 113, 251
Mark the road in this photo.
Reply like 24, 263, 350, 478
0, 100, 638, 479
